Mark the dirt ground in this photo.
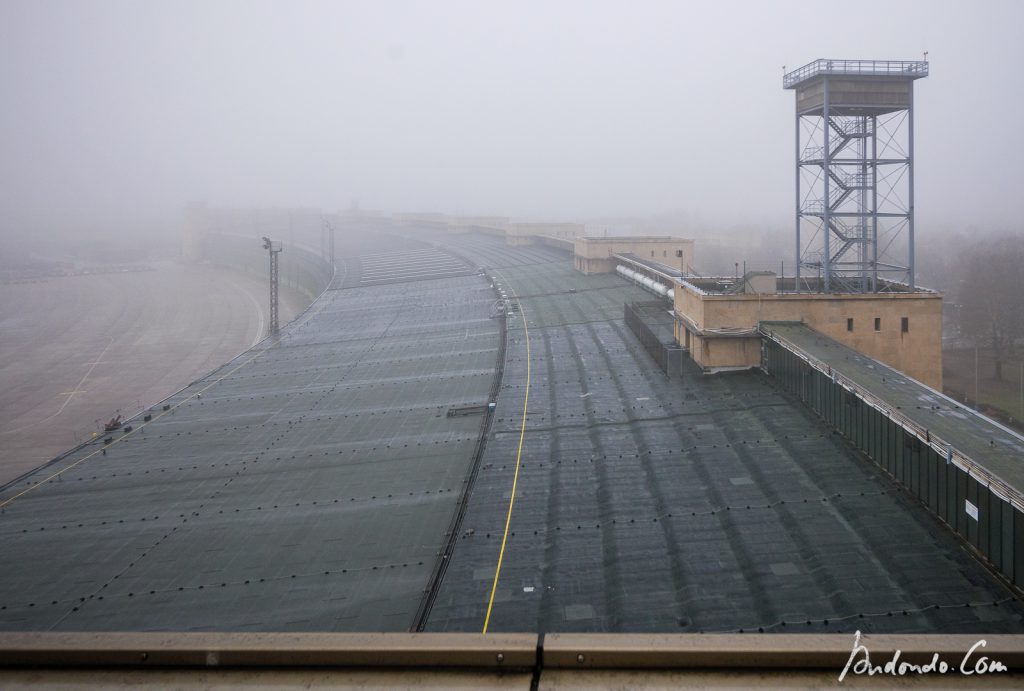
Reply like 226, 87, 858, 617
0, 262, 309, 484
943, 347, 1024, 431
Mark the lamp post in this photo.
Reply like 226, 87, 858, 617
262, 236, 283, 335
322, 217, 336, 267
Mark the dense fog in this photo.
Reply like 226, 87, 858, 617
1, 1, 1022, 258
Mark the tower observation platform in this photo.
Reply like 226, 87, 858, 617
785, 58, 929, 292
784, 58, 929, 113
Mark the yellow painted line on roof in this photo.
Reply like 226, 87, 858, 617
0, 344, 273, 511
482, 274, 530, 634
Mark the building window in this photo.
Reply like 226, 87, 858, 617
651, 251, 655, 257
901, 317, 909, 333
874, 317, 881, 331
847, 318, 854, 332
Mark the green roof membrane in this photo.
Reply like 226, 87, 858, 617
1, 231, 1021, 636
0, 234, 499, 632
421, 233, 1024, 635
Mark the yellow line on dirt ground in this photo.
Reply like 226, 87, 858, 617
0, 345, 272, 511
482, 274, 531, 634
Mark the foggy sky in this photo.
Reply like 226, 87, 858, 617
1, 0, 1022, 241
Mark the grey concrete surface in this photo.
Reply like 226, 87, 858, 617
0, 669, 533, 690
0, 262, 307, 483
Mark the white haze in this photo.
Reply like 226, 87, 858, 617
1, 0, 1022, 243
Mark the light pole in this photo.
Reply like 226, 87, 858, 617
262, 236, 282, 335
322, 217, 336, 267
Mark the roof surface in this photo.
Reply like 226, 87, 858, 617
761, 321, 1024, 500
0, 234, 497, 631
0, 232, 1021, 635
418, 234, 1023, 635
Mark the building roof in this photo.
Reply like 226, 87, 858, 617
761, 322, 1024, 507
0, 237, 501, 632
422, 235, 1024, 635
0, 233, 1021, 635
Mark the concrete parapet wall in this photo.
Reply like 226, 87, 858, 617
447, 216, 510, 235
535, 235, 574, 252
507, 222, 584, 246
393, 213, 449, 229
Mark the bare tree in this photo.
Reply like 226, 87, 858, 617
957, 236, 1024, 380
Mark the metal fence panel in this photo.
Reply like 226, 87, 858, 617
989, 496, 1003, 571
1015, 509, 1024, 588
956, 471, 969, 539
1004, 501, 1017, 583
624, 301, 687, 378
761, 337, 1024, 595
946, 463, 958, 528
926, 448, 939, 513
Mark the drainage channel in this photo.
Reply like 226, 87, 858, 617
411, 257, 509, 632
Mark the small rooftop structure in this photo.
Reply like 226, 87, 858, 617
575, 236, 694, 275
672, 274, 943, 387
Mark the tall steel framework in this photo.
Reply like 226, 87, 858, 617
784, 59, 928, 292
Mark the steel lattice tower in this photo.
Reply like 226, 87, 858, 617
785, 59, 928, 292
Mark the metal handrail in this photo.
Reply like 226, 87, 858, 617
800, 135, 850, 161
784, 59, 929, 88
760, 327, 1024, 512
831, 117, 872, 136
